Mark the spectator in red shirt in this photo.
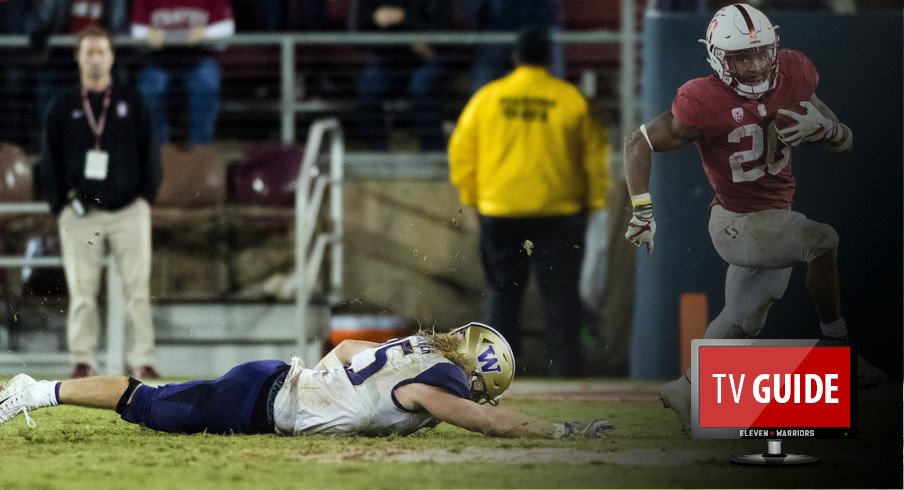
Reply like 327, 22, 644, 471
131, 0, 235, 145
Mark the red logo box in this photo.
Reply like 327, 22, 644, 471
690, 339, 857, 439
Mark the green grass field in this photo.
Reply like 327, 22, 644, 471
1, 379, 900, 489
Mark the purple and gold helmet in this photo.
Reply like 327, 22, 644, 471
452, 322, 515, 405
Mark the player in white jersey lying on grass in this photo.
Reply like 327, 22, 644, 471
0, 323, 612, 439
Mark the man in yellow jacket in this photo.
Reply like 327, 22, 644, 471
448, 27, 610, 376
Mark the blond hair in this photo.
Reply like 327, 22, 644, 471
415, 329, 476, 374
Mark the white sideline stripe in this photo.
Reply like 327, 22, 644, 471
298, 447, 726, 466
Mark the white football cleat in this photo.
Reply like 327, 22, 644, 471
857, 355, 887, 389
660, 376, 692, 433
0, 374, 39, 428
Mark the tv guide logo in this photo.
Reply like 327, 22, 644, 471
692, 340, 856, 439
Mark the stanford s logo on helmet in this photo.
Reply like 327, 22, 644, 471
699, 3, 779, 98
452, 322, 515, 405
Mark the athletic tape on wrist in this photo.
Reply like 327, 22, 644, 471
826, 123, 852, 153
630, 192, 652, 207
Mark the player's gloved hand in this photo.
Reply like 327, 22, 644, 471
553, 420, 615, 439
625, 204, 655, 254
777, 101, 836, 147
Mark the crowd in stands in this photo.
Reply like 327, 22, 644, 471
0, 0, 570, 152
0, 0, 894, 151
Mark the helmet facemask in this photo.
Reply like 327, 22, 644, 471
468, 374, 497, 406
708, 41, 779, 98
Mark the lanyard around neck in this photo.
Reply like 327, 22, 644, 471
82, 86, 112, 150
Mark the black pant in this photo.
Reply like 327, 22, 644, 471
479, 213, 586, 376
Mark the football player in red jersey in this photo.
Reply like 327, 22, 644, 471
622, 3, 885, 432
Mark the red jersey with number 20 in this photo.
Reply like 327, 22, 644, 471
671, 50, 819, 213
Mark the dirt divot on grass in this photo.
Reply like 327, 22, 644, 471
298, 447, 723, 466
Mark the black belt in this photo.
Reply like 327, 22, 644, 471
250, 367, 289, 434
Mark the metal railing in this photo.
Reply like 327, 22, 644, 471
0, 23, 639, 145
294, 118, 344, 364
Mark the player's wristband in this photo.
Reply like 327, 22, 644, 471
825, 123, 852, 153
630, 192, 652, 207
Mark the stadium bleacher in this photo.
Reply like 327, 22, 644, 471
0, 0, 643, 376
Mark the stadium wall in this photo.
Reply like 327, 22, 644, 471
341, 179, 485, 327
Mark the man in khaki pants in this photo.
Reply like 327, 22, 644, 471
40, 26, 162, 379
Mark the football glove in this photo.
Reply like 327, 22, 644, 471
553, 420, 616, 439
776, 101, 836, 147
625, 204, 655, 254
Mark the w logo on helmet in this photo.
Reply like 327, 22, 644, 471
477, 345, 502, 373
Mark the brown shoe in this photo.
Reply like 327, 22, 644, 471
70, 363, 95, 379
131, 366, 161, 380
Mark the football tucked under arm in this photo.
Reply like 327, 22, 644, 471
775, 101, 853, 152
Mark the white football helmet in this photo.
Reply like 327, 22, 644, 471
452, 322, 515, 405
700, 3, 779, 98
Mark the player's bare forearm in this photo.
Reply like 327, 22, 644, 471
402, 384, 556, 438
624, 129, 653, 196
479, 405, 556, 438
437, 399, 555, 438
624, 111, 699, 197
315, 339, 381, 369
